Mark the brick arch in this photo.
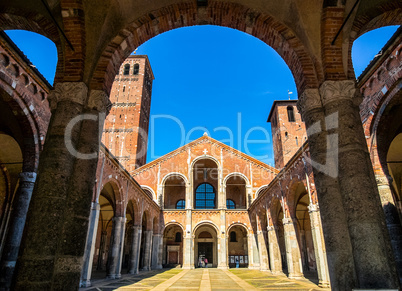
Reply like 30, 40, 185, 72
90, 1, 321, 95
0, 82, 41, 172
141, 209, 153, 231
286, 179, 307, 218
268, 195, 284, 226
0, 12, 66, 83
346, 1, 402, 79
100, 179, 124, 216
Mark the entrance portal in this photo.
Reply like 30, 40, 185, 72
198, 242, 213, 264
194, 224, 218, 268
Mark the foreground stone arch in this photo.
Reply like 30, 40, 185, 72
90, 1, 321, 94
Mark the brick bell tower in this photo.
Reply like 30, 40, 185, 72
267, 100, 307, 169
102, 55, 154, 172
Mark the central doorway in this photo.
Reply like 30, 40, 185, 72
194, 224, 218, 268
198, 242, 213, 264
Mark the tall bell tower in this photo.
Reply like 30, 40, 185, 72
102, 55, 154, 172
267, 100, 307, 169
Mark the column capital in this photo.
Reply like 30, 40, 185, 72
282, 217, 293, 225
267, 226, 275, 231
19, 172, 37, 183
308, 203, 319, 213
296, 88, 321, 118
48, 82, 88, 111
319, 80, 357, 107
87, 90, 112, 114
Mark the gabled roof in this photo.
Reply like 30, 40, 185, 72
131, 135, 278, 175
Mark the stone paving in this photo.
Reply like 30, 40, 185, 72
80, 268, 328, 290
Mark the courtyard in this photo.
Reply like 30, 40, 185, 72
81, 268, 325, 290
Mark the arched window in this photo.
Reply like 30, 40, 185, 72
226, 199, 235, 209
287, 106, 295, 122
175, 232, 182, 242
123, 64, 130, 75
230, 231, 237, 242
133, 63, 140, 75
176, 199, 185, 209
195, 183, 215, 209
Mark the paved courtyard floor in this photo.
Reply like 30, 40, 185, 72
81, 268, 328, 290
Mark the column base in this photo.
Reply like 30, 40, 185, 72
217, 265, 228, 270
79, 280, 92, 287
141, 267, 151, 271
156, 264, 163, 269
288, 273, 304, 280
182, 265, 195, 269
106, 274, 117, 279
318, 281, 330, 288
270, 270, 285, 276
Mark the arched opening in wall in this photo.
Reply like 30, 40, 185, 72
375, 90, 402, 278
142, 188, 154, 200
194, 224, 218, 268
351, 26, 400, 80
387, 133, 402, 205
162, 224, 183, 267
225, 175, 247, 209
163, 175, 186, 209
293, 183, 318, 281
92, 182, 117, 275
96, 23, 303, 167
4, 30, 58, 85
193, 158, 218, 209
120, 200, 136, 273
0, 133, 22, 252
227, 225, 248, 268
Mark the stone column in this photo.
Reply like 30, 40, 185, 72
115, 218, 126, 278
13, 84, 111, 289
319, 80, 399, 288
151, 234, 162, 269
248, 232, 260, 269
282, 217, 303, 279
218, 209, 228, 269
257, 230, 269, 271
142, 230, 153, 271
106, 216, 124, 279
97, 231, 108, 270
376, 173, 402, 279
297, 88, 357, 289
80, 202, 101, 287
157, 234, 163, 269
182, 209, 193, 269
267, 226, 282, 274
308, 204, 330, 288
128, 226, 141, 274
0, 172, 36, 290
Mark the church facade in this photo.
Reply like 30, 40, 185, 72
0, 2, 401, 290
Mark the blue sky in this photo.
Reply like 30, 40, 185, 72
5, 25, 399, 166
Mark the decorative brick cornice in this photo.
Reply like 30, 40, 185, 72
47, 82, 88, 111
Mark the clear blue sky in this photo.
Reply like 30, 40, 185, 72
5, 25, 399, 166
